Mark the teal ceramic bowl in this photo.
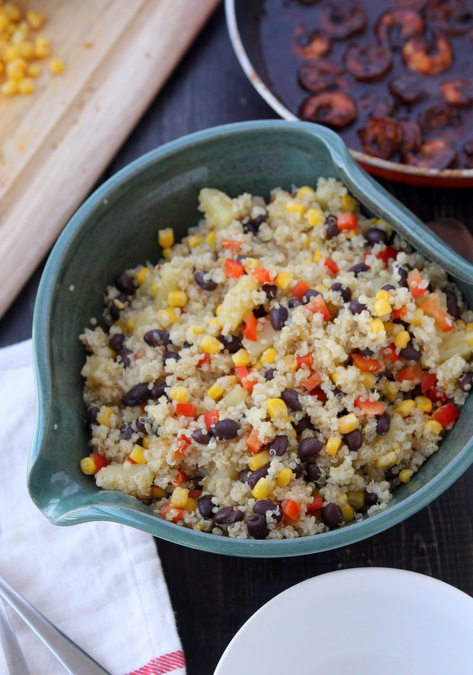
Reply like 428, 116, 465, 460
28, 120, 473, 558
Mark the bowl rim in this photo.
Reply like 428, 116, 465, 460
29, 119, 473, 558
224, 0, 473, 185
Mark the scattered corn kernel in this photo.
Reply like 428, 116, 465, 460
341, 503, 355, 522
384, 321, 395, 333
313, 249, 323, 263
80, 457, 96, 475
252, 477, 275, 499
385, 380, 399, 401
191, 323, 206, 335
34, 35, 51, 58
162, 247, 172, 260
347, 490, 365, 510
170, 386, 190, 404
26, 10, 45, 29
207, 382, 225, 400
129, 445, 147, 464
206, 230, 217, 246
424, 419, 443, 434
338, 413, 359, 434
394, 330, 411, 349
168, 290, 187, 307
344, 230, 358, 239
157, 307, 178, 326
1, 79, 18, 95
415, 396, 432, 413
395, 400, 416, 417
201, 334, 223, 355
284, 354, 297, 371
151, 486, 167, 499
6, 57, 26, 79
158, 227, 174, 248
376, 451, 397, 469
215, 303, 222, 316
375, 289, 392, 302
170, 487, 189, 508
296, 185, 316, 201
97, 407, 113, 427
277, 467, 293, 488
49, 57, 64, 74
243, 258, 260, 273
306, 207, 325, 227
399, 469, 413, 483
188, 234, 203, 248
361, 372, 376, 389
184, 497, 197, 513
249, 450, 270, 471
261, 347, 277, 364
406, 308, 424, 326
286, 200, 305, 215
275, 271, 292, 289
232, 348, 251, 366
325, 437, 341, 456
142, 437, 151, 449
266, 398, 288, 419
125, 315, 137, 332
374, 298, 391, 317
369, 318, 385, 335
136, 267, 151, 285
341, 194, 357, 211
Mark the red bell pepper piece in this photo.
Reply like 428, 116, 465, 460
204, 410, 219, 430
235, 365, 254, 392
337, 212, 358, 231
324, 258, 339, 275
392, 305, 408, 319
352, 353, 383, 372
377, 246, 398, 265
160, 503, 184, 522
421, 293, 454, 332
291, 280, 310, 300
302, 371, 323, 392
433, 403, 459, 429
397, 364, 422, 382
174, 435, 191, 461
307, 495, 323, 511
224, 259, 245, 278
297, 353, 313, 370
305, 295, 331, 320
354, 398, 386, 415
243, 311, 258, 342
310, 388, 327, 403
246, 428, 265, 454
175, 403, 195, 417
384, 344, 401, 361
93, 452, 109, 471
427, 385, 447, 404
221, 239, 242, 252
282, 499, 301, 522
407, 268, 428, 299
420, 371, 437, 394
172, 468, 189, 486
251, 267, 273, 284
197, 353, 211, 367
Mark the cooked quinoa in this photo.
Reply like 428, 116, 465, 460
80, 178, 473, 540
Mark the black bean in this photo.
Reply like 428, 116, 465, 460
385, 468, 396, 481
407, 385, 421, 399
445, 290, 460, 319
219, 335, 242, 354
400, 343, 421, 361
298, 436, 322, 460
302, 289, 320, 305
163, 351, 180, 362
247, 467, 269, 489
253, 500, 282, 522
358, 348, 374, 358
262, 284, 277, 300
268, 435, 289, 456
135, 416, 151, 434
197, 494, 215, 519
293, 415, 314, 435
214, 506, 244, 525
349, 300, 367, 314
326, 214, 339, 239
322, 503, 343, 528
365, 227, 388, 246
211, 419, 240, 440
150, 380, 167, 400
116, 273, 136, 296
348, 262, 369, 276
253, 305, 268, 318
376, 412, 391, 435
122, 383, 150, 406
288, 298, 301, 308
144, 329, 170, 347
396, 265, 409, 288
194, 271, 217, 291
182, 341, 192, 349
281, 388, 302, 411
247, 514, 269, 539
305, 462, 322, 485
270, 305, 288, 330
109, 333, 125, 351
460, 372, 473, 392
117, 348, 133, 368
86, 406, 99, 426
265, 368, 276, 381
382, 284, 395, 292
331, 282, 351, 302
120, 423, 133, 440
191, 428, 211, 445
293, 462, 303, 478
238, 469, 251, 483
110, 302, 120, 321
344, 428, 363, 451
243, 214, 266, 235
364, 491, 378, 507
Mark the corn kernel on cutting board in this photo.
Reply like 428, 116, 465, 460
0, 0, 220, 318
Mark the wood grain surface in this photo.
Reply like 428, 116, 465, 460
0, 0, 219, 318
1, 7, 473, 675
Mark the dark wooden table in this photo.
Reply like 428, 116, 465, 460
2, 7, 473, 674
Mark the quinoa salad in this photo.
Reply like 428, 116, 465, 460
80, 178, 473, 540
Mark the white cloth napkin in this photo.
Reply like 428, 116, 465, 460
0, 340, 186, 675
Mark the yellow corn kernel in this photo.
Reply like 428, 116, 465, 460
158, 227, 174, 248
162, 247, 172, 260
275, 271, 292, 289
330, 370, 344, 386
395, 400, 416, 417
3, 44, 19, 61
325, 437, 341, 456
191, 323, 206, 335
207, 318, 222, 334
188, 234, 202, 248
384, 321, 395, 333
34, 35, 51, 58
151, 486, 167, 499
424, 419, 443, 434
1, 79, 18, 95
6, 57, 26, 79
334, 492, 348, 506
399, 469, 413, 483
266, 398, 288, 419
341, 194, 357, 211
252, 477, 276, 499
375, 289, 392, 302
170, 486, 189, 508
215, 303, 222, 315
243, 258, 260, 273
394, 330, 411, 349
385, 380, 399, 402
315, 284, 329, 293
80, 457, 97, 475
125, 315, 137, 332
170, 386, 190, 404
374, 299, 391, 317
312, 249, 323, 263
232, 348, 251, 367
361, 372, 376, 389
467, 333, 473, 348
297, 185, 316, 201
168, 290, 187, 307
249, 450, 271, 472
465, 322, 473, 333
97, 407, 113, 427
347, 490, 365, 511
157, 307, 177, 326
338, 413, 359, 435
142, 437, 151, 449
150, 282, 158, 296
376, 451, 397, 469
406, 308, 424, 326
206, 230, 217, 246
261, 348, 277, 364
345, 230, 358, 240
415, 396, 432, 413
341, 503, 355, 522
284, 355, 297, 371
207, 382, 225, 400
26, 10, 45, 29
306, 207, 325, 227
286, 200, 305, 215
277, 467, 293, 488
129, 445, 147, 464
369, 318, 385, 335
136, 267, 151, 285
17, 40, 34, 59
49, 57, 64, 75
201, 334, 223, 355
184, 497, 197, 513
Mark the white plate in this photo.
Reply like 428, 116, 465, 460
214, 567, 473, 675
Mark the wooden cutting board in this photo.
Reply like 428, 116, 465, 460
0, 0, 220, 318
